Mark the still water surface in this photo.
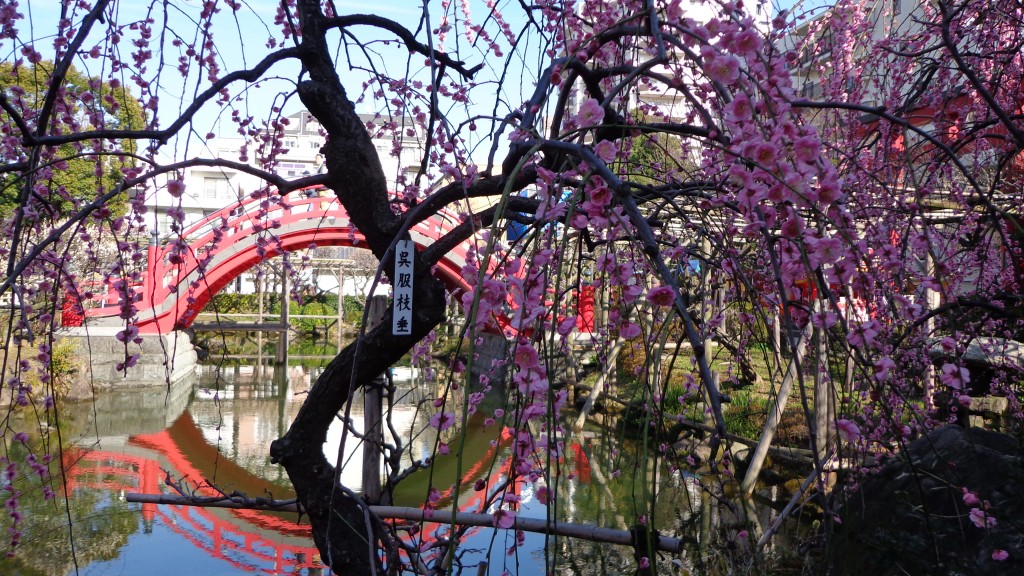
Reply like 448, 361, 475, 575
1, 360, 761, 575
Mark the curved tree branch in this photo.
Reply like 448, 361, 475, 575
20, 48, 301, 147
324, 14, 483, 79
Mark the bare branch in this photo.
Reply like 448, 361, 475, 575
324, 14, 483, 79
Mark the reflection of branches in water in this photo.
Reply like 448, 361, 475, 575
553, 439, 765, 575
552, 535, 641, 576
587, 448, 627, 531
0, 451, 137, 575
383, 376, 437, 494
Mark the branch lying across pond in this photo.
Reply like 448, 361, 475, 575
671, 416, 815, 464
123, 493, 684, 552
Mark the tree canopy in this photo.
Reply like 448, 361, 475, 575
0, 60, 144, 219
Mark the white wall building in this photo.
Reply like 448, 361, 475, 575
778, 0, 922, 106
147, 109, 422, 296
149, 109, 423, 239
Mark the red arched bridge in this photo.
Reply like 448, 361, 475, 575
85, 188, 475, 334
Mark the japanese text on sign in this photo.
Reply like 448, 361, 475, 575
392, 239, 414, 335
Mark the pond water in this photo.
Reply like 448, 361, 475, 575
0, 358, 802, 575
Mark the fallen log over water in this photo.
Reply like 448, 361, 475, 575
125, 493, 685, 552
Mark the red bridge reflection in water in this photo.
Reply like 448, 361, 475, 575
63, 420, 323, 574
63, 407, 591, 574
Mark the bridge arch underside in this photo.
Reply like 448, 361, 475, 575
138, 229, 469, 334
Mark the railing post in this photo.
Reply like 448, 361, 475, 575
144, 244, 158, 308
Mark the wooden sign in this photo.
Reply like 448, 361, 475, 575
392, 239, 414, 335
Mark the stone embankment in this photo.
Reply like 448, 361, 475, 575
58, 327, 197, 399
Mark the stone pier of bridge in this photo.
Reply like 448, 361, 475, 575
58, 327, 198, 395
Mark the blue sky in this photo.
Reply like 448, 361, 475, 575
19, 0, 838, 166
773, 0, 835, 15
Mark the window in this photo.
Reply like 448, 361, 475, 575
800, 81, 822, 99
203, 177, 230, 200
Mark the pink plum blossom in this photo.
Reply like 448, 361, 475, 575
514, 342, 541, 370
557, 317, 576, 336
847, 320, 880, 348
535, 485, 551, 505
732, 28, 761, 58
752, 142, 778, 168
792, 135, 820, 164
873, 357, 896, 381
430, 411, 455, 432
619, 322, 641, 339
646, 285, 675, 307
664, 0, 683, 21
810, 309, 838, 329
493, 509, 516, 529
705, 54, 741, 84
836, 419, 861, 442
576, 98, 605, 126
167, 179, 185, 198
969, 507, 996, 529
594, 140, 618, 162
962, 489, 981, 506
940, 363, 970, 390
725, 93, 753, 124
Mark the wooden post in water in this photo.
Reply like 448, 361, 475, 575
336, 262, 345, 353
362, 295, 388, 503
275, 268, 290, 364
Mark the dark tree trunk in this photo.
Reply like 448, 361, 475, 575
267, 2, 449, 573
